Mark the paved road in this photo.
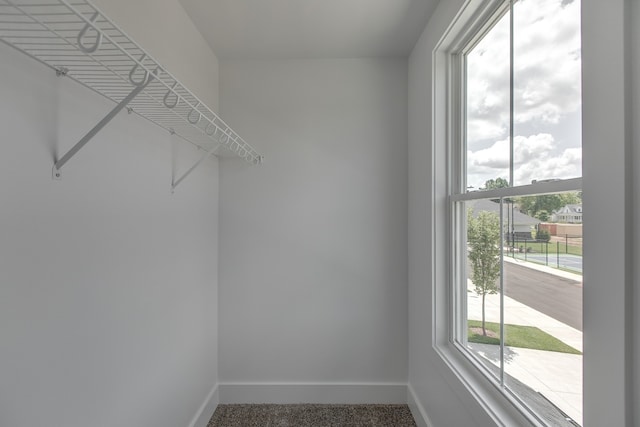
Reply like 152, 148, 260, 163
503, 262, 582, 331
509, 252, 583, 274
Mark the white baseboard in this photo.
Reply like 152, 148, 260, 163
186, 382, 431, 425
218, 383, 408, 405
187, 383, 219, 427
407, 383, 433, 427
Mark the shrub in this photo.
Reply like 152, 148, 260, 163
536, 228, 551, 242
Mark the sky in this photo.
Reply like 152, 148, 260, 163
466, 0, 582, 189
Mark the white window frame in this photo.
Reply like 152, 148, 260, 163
430, 1, 632, 426
450, 0, 583, 421
429, 0, 591, 426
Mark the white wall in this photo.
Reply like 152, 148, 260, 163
218, 59, 408, 399
581, 1, 634, 425
632, 0, 640, 424
407, 1, 498, 425
0, 1, 221, 426
408, 0, 638, 426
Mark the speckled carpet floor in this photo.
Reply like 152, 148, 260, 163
206, 404, 417, 427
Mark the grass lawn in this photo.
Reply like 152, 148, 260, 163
508, 241, 582, 256
468, 320, 582, 355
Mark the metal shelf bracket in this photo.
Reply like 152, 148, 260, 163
53, 70, 155, 179
171, 142, 222, 193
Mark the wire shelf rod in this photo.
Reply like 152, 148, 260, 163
52, 8, 251, 159
3, 1, 137, 90
0, 0, 262, 172
59, 0, 251, 154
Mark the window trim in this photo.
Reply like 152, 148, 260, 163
450, 178, 582, 203
431, 1, 585, 426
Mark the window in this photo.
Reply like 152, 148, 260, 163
448, 0, 583, 425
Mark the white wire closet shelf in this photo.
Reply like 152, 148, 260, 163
0, 0, 262, 187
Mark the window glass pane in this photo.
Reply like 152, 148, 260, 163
463, 198, 504, 380
512, 0, 582, 186
465, 11, 511, 191
461, 192, 583, 426
503, 191, 582, 425
458, 1, 583, 424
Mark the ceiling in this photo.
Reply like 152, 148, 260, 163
178, 0, 439, 59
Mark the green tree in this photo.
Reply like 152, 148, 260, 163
516, 192, 580, 218
483, 177, 509, 190
536, 209, 550, 222
536, 228, 551, 242
467, 209, 501, 336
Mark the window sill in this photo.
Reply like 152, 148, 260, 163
432, 339, 547, 427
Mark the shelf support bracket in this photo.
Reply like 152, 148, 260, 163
52, 73, 155, 179
171, 143, 222, 193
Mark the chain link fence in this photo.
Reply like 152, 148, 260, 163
504, 234, 583, 273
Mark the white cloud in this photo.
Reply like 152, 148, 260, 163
466, 0, 582, 144
514, 146, 581, 185
469, 138, 509, 170
467, 134, 582, 188
465, 0, 582, 189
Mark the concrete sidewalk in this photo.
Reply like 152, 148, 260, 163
466, 263, 583, 424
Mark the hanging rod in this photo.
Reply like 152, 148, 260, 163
0, 0, 262, 182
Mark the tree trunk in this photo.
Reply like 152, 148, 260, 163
482, 292, 487, 336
